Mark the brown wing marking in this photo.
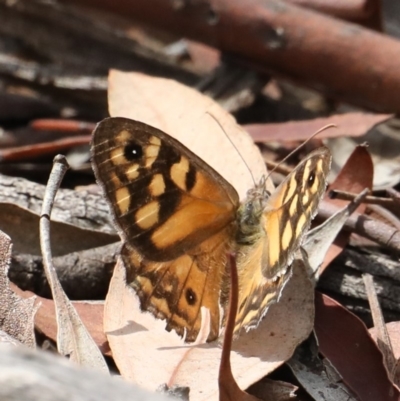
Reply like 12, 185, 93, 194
122, 225, 234, 342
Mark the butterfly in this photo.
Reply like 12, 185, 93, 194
91, 117, 331, 342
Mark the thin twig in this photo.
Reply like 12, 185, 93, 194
330, 189, 396, 207
40, 155, 69, 282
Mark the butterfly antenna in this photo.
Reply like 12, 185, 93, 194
265, 123, 336, 180
206, 112, 257, 187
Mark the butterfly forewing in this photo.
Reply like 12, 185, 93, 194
91, 117, 239, 261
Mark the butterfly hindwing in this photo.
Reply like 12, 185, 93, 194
121, 227, 233, 342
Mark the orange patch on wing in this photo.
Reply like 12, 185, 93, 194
170, 156, 190, 190
115, 187, 130, 215
266, 209, 282, 268
136, 201, 160, 229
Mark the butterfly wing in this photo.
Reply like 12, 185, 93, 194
235, 147, 332, 333
91, 117, 239, 341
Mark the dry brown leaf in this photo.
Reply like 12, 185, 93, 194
104, 258, 314, 401
245, 112, 392, 142
0, 229, 37, 347
108, 69, 271, 199
318, 145, 373, 273
12, 284, 111, 356
327, 117, 400, 190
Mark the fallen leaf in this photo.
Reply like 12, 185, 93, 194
315, 292, 400, 401
108, 69, 271, 200
245, 112, 392, 142
318, 145, 373, 273
0, 229, 37, 347
327, 117, 400, 190
14, 285, 110, 356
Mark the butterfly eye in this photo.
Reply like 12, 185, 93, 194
124, 142, 143, 161
185, 288, 197, 306
307, 171, 316, 187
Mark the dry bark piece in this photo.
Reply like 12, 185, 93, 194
0, 229, 37, 348
0, 202, 117, 256
10, 242, 119, 301
0, 173, 117, 236
71, 0, 400, 113
0, 136, 91, 162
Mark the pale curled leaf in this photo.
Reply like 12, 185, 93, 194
104, 258, 314, 401
40, 156, 108, 371
0, 230, 37, 347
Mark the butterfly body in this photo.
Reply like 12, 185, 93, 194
92, 117, 331, 342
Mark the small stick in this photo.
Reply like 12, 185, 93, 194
40, 155, 69, 277
318, 200, 400, 253
329, 189, 396, 207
